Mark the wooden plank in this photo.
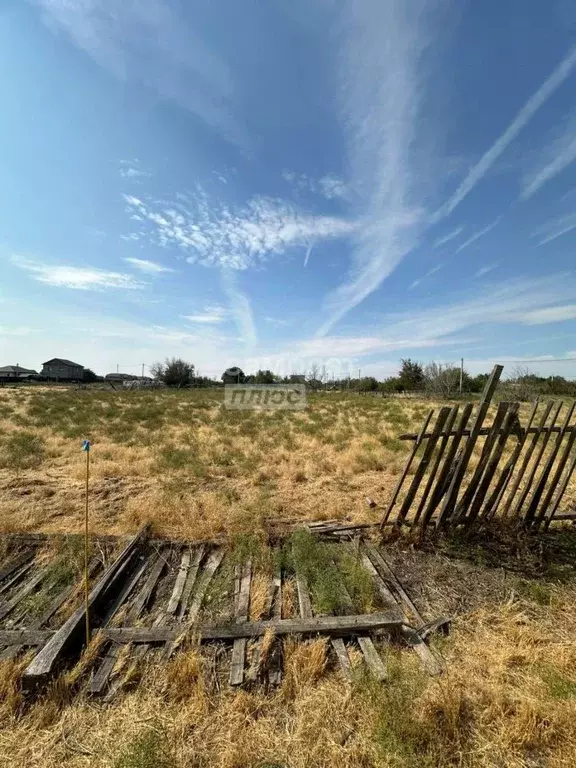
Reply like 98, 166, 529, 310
330, 637, 353, 681
544, 448, 576, 530
127, 552, 166, 621
527, 402, 576, 528
513, 401, 562, 520
535, 425, 576, 529
380, 410, 434, 528
230, 561, 252, 686
396, 407, 452, 527
163, 548, 225, 659
22, 524, 149, 690
413, 406, 459, 527
295, 572, 313, 619
357, 636, 387, 681
483, 400, 539, 521
0, 629, 53, 646
177, 545, 205, 620
363, 545, 443, 676
466, 403, 520, 525
437, 365, 503, 526
503, 401, 551, 517
166, 549, 191, 616
424, 403, 474, 527
100, 557, 148, 628
0, 566, 48, 621
0, 551, 34, 584
0, 561, 34, 597
454, 401, 511, 523
104, 612, 404, 643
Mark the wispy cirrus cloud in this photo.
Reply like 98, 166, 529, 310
282, 171, 349, 201
13, 256, 145, 291
309, 274, 576, 360
433, 45, 576, 221
524, 304, 576, 324
475, 264, 498, 278
36, 0, 243, 143
123, 257, 174, 274
531, 213, 576, 245
119, 159, 151, 181
455, 217, 500, 254
123, 191, 355, 270
522, 112, 576, 198
434, 227, 464, 248
221, 270, 257, 346
318, 0, 432, 336
183, 304, 228, 324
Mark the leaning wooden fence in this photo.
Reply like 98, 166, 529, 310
381, 365, 576, 532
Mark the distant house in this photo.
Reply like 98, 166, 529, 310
0, 365, 38, 379
105, 373, 138, 382
41, 358, 85, 381
289, 374, 306, 384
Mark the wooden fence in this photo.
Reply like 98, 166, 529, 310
381, 365, 576, 533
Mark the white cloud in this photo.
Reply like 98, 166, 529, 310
522, 112, 576, 198
221, 269, 257, 346
475, 264, 498, 278
183, 305, 228, 324
433, 227, 464, 247
523, 304, 576, 325
307, 275, 576, 360
426, 264, 443, 277
119, 159, 151, 180
264, 316, 290, 327
282, 171, 349, 201
455, 217, 500, 254
433, 45, 576, 221
532, 213, 576, 245
123, 257, 174, 274
13, 257, 145, 291
318, 0, 432, 336
408, 279, 421, 291
123, 191, 355, 270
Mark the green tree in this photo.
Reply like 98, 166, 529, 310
151, 358, 194, 387
252, 369, 277, 384
398, 359, 424, 391
221, 367, 246, 384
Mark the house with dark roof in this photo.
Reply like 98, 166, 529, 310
105, 373, 138, 382
0, 365, 38, 378
41, 358, 85, 381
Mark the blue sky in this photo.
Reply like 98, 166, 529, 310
2, 0, 576, 379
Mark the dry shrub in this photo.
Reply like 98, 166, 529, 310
163, 647, 207, 711
248, 572, 270, 621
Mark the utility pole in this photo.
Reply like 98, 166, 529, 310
117, 363, 119, 374
459, 357, 464, 395
141, 363, 145, 379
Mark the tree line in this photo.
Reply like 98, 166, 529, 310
150, 357, 576, 399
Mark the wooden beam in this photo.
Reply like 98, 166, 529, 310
0, 566, 48, 621
398, 423, 576, 441
21, 524, 149, 690
0, 629, 53, 646
0, 551, 34, 584
104, 612, 404, 643
177, 545, 205, 620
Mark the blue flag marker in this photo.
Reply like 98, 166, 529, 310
82, 440, 91, 452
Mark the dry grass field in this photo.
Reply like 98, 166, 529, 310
0, 385, 576, 768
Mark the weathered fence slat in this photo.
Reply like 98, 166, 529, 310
230, 561, 252, 685
22, 525, 149, 689
437, 365, 503, 526
178, 545, 205, 620
485, 400, 539, 521
535, 425, 576, 529
466, 403, 520, 525
380, 410, 434, 528
455, 401, 510, 523
396, 407, 452, 527
544, 446, 576, 530
413, 406, 459, 527
526, 402, 576, 527
514, 401, 563, 521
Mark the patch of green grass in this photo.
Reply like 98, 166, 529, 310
540, 665, 576, 700
517, 579, 552, 606
113, 729, 174, 768
0, 431, 45, 472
